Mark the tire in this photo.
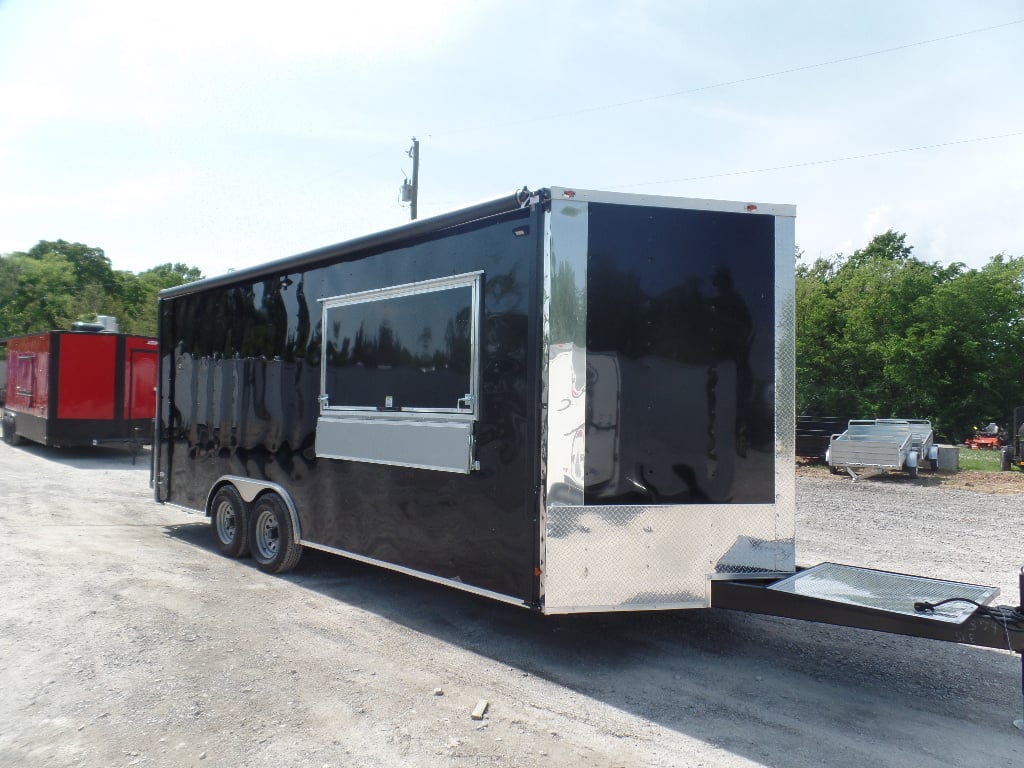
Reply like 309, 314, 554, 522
210, 485, 250, 558
249, 493, 302, 574
2, 413, 21, 446
1001, 447, 1012, 472
907, 464, 919, 479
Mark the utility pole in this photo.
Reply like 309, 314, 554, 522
407, 137, 419, 220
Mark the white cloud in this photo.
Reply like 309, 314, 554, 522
1, 1, 1022, 275
68, 0, 473, 59
862, 205, 895, 241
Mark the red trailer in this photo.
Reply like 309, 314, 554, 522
1, 329, 158, 449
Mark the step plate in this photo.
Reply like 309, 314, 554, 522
768, 563, 999, 624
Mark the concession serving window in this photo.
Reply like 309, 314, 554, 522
315, 272, 482, 473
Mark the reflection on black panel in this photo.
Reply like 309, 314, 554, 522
585, 203, 776, 504
323, 284, 473, 411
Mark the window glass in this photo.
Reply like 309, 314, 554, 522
322, 277, 477, 412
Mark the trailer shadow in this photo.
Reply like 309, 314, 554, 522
162, 525, 1024, 766
9, 441, 152, 470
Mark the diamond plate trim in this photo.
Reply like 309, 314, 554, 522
769, 563, 999, 624
544, 503, 794, 613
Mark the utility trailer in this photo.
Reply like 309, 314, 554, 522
827, 418, 936, 478
1, 328, 158, 451
154, 187, 1023, 720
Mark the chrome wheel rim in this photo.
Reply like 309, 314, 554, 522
254, 509, 279, 560
215, 500, 237, 543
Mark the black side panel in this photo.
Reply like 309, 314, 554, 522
585, 204, 776, 504
161, 208, 541, 602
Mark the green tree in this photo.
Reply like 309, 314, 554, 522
0, 252, 79, 334
119, 263, 204, 335
796, 230, 1024, 441
26, 240, 115, 293
0, 242, 202, 343
914, 256, 1024, 437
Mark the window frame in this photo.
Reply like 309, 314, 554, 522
318, 271, 483, 420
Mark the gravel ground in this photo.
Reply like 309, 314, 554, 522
0, 441, 1022, 768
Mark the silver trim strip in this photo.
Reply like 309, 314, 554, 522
543, 198, 588, 509
156, 500, 205, 516
319, 270, 484, 305
300, 541, 530, 608
710, 571, 793, 581
548, 186, 797, 218
315, 416, 475, 474
773, 212, 797, 556
542, 600, 706, 615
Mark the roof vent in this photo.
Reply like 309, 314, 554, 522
96, 315, 119, 332
71, 321, 106, 333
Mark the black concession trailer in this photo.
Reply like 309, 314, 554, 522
155, 186, 1023, 721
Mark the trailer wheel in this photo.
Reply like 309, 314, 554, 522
2, 413, 21, 446
907, 464, 918, 479
211, 485, 250, 558
1000, 447, 1012, 472
249, 493, 302, 574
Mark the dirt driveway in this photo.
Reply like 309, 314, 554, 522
1, 441, 1022, 768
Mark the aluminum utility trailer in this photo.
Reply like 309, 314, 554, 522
154, 186, 1024, 722
827, 418, 936, 478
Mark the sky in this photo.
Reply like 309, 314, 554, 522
1, 0, 1022, 278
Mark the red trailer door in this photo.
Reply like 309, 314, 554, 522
6, 333, 50, 417
125, 343, 158, 420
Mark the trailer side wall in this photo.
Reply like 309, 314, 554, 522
159, 207, 543, 603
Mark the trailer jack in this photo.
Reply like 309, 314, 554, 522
1016, 568, 1024, 732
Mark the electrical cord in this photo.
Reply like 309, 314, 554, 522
914, 597, 1024, 631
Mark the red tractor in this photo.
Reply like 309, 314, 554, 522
964, 421, 1004, 450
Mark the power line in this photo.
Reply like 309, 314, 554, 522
428, 18, 1024, 138
609, 130, 1024, 189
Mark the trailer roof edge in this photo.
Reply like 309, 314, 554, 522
159, 187, 546, 300
547, 186, 796, 217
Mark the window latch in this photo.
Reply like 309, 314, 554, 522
318, 394, 329, 408
457, 393, 474, 411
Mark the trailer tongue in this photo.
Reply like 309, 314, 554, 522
714, 563, 1021, 651
714, 564, 1024, 728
